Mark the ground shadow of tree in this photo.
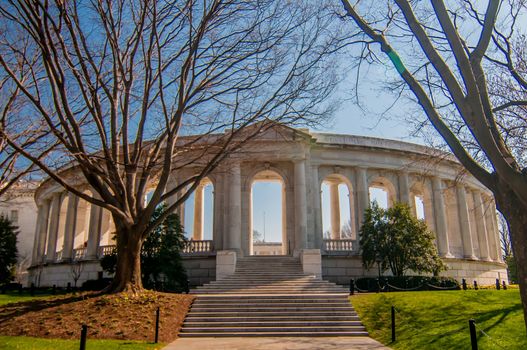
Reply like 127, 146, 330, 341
0, 292, 101, 325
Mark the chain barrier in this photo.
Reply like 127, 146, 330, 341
474, 323, 508, 350
386, 283, 423, 291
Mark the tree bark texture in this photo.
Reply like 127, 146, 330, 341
494, 186, 527, 333
105, 218, 145, 294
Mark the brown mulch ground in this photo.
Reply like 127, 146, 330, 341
0, 291, 195, 343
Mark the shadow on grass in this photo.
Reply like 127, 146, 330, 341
399, 303, 522, 348
0, 292, 102, 324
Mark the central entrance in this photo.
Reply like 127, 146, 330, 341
249, 170, 287, 255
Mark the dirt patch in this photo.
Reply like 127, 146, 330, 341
0, 291, 195, 342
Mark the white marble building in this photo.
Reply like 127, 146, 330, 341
0, 181, 39, 285
27, 126, 507, 287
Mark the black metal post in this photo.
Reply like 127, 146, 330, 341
496, 278, 500, 290
30, 283, 35, 296
349, 279, 355, 295
52, 284, 56, 295
462, 279, 467, 290
469, 319, 478, 350
18, 284, 22, 294
67, 282, 71, 293
185, 279, 190, 294
391, 306, 396, 342
154, 307, 160, 343
376, 278, 380, 293
473, 281, 478, 290
502, 281, 507, 290
79, 324, 87, 350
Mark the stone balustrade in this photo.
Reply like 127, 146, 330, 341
323, 239, 355, 253
182, 240, 215, 255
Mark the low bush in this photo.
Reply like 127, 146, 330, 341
354, 276, 459, 292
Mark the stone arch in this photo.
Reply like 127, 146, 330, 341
410, 177, 436, 234
248, 169, 287, 255
185, 176, 215, 241
243, 163, 291, 192
368, 174, 397, 208
320, 173, 356, 240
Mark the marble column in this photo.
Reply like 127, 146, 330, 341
282, 185, 288, 254
311, 165, 323, 249
193, 184, 204, 240
86, 202, 102, 259
432, 177, 452, 257
212, 177, 223, 251
398, 171, 411, 205
294, 159, 308, 251
45, 193, 62, 262
227, 162, 241, 251
61, 193, 79, 261
355, 167, 369, 253
484, 199, 501, 262
329, 182, 341, 239
473, 191, 490, 261
456, 184, 476, 259
32, 201, 50, 265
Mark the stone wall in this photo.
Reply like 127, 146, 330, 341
322, 256, 508, 286
29, 255, 217, 288
182, 255, 216, 287
28, 260, 106, 288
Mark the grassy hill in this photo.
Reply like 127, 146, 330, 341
351, 290, 525, 350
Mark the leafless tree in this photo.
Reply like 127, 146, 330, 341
340, 0, 527, 329
0, 0, 346, 293
70, 261, 84, 288
341, 219, 353, 239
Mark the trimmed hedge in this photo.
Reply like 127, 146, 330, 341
354, 276, 459, 292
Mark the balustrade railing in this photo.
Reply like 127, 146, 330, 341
73, 248, 86, 260
323, 239, 355, 252
182, 240, 215, 254
98, 245, 116, 257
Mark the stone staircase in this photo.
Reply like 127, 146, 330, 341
180, 256, 367, 337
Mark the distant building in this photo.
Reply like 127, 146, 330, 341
0, 181, 39, 285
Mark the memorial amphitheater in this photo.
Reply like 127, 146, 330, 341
27, 126, 507, 288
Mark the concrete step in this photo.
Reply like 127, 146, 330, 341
189, 307, 356, 313
180, 326, 367, 333
185, 315, 361, 322
182, 256, 366, 338
187, 311, 359, 317
184, 321, 364, 327
179, 331, 369, 337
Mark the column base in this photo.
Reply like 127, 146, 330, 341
442, 252, 455, 259
464, 255, 478, 261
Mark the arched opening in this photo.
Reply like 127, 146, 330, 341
414, 195, 425, 220
369, 177, 397, 209
250, 170, 285, 255
183, 178, 214, 241
320, 175, 355, 240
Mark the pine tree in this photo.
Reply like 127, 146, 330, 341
0, 215, 18, 284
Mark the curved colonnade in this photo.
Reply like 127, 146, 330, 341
29, 127, 507, 287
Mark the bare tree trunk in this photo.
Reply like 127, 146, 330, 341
105, 219, 144, 294
494, 187, 527, 333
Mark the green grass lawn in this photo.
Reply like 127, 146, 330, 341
0, 291, 56, 305
0, 336, 164, 350
351, 290, 526, 350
